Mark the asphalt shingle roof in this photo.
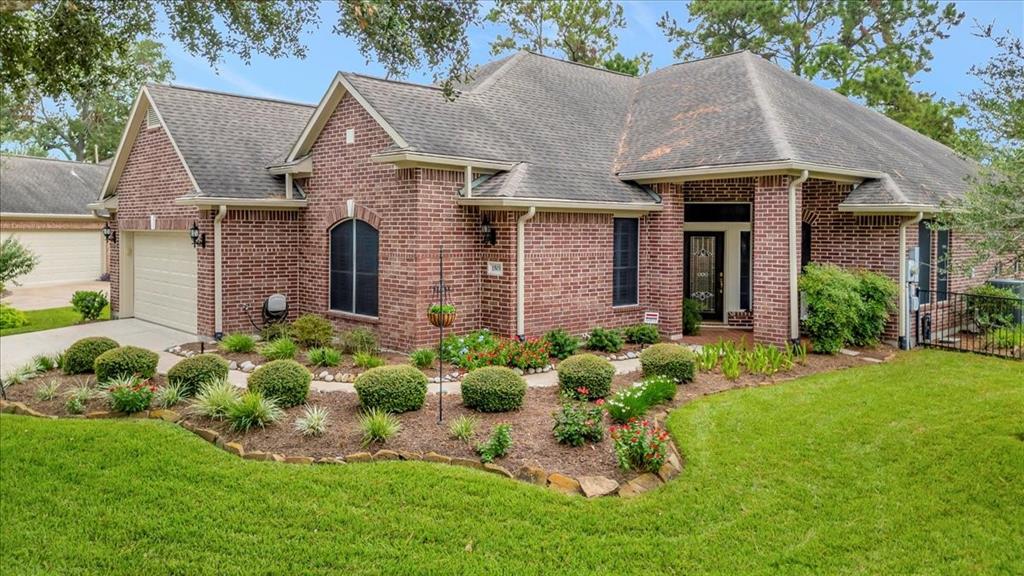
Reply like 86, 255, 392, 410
0, 155, 108, 215
146, 84, 314, 199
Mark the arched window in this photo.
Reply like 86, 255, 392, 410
330, 219, 379, 317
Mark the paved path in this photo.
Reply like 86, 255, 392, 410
2, 281, 109, 311
0, 318, 194, 374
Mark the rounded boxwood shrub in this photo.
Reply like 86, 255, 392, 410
639, 343, 695, 383
461, 366, 527, 412
62, 336, 119, 374
247, 359, 311, 408
94, 345, 159, 383
289, 313, 334, 347
167, 353, 230, 396
354, 365, 427, 413
556, 353, 615, 400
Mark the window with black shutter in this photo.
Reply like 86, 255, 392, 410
330, 219, 379, 316
936, 229, 950, 302
613, 218, 639, 306
918, 221, 932, 304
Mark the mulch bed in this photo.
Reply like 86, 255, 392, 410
4, 345, 893, 481
175, 342, 463, 379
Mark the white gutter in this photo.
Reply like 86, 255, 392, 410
370, 150, 516, 172
898, 212, 925, 349
1, 212, 101, 221
285, 173, 294, 200
457, 196, 662, 213
618, 161, 884, 184
789, 170, 809, 343
213, 205, 227, 338
174, 197, 306, 209
516, 207, 537, 338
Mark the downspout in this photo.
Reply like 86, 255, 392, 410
516, 206, 537, 339
788, 170, 809, 344
214, 205, 227, 339
898, 211, 924, 349
464, 165, 473, 198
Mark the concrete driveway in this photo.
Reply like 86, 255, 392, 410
2, 280, 110, 311
0, 318, 194, 374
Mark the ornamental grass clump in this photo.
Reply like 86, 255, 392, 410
409, 348, 436, 369
294, 405, 330, 437
307, 347, 342, 368
220, 333, 256, 353
259, 337, 297, 361
226, 391, 283, 432
154, 382, 188, 408
93, 346, 159, 383
33, 354, 57, 373
556, 353, 615, 400
358, 408, 401, 446
192, 379, 241, 419
342, 327, 378, 354
448, 415, 478, 443
166, 353, 229, 396
35, 379, 60, 401
610, 418, 670, 473
460, 366, 526, 412
354, 365, 427, 413
354, 351, 385, 369
639, 343, 696, 383
552, 403, 603, 446
64, 383, 97, 415
247, 360, 311, 408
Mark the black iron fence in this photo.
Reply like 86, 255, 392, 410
915, 288, 1023, 360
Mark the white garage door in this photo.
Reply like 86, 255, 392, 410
133, 232, 197, 333
2, 230, 102, 286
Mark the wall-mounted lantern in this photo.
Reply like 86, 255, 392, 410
481, 216, 497, 246
189, 221, 206, 248
101, 222, 117, 243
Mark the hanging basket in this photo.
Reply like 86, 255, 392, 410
428, 311, 456, 328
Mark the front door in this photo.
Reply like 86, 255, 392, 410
684, 231, 725, 320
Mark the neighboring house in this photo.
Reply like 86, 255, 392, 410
1, 154, 109, 287
95, 50, 1013, 348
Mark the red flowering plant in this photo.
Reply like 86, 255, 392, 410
106, 374, 156, 414
609, 418, 671, 472
461, 337, 551, 371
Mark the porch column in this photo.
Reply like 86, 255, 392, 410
753, 175, 801, 345
647, 182, 685, 337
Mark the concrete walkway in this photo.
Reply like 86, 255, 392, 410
0, 318, 194, 374
2, 281, 109, 311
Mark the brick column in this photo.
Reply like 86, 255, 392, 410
646, 182, 685, 337
753, 175, 800, 345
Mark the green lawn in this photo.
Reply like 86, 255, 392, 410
1, 350, 1021, 575
0, 305, 109, 337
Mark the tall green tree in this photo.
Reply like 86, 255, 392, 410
0, 0, 480, 101
936, 25, 1024, 270
657, 0, 967, 147
4, 40, 173, 161
486, 0, 651, 73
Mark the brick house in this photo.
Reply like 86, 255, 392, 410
1, 155, 109, 286
93, 51, 1011, 350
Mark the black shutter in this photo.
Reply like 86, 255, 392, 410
918, 222, 932, 304
354, 220, 379, 316
740, 231, 751, 310
801, 222, 812, 270
330, 221, 354, 312
613, 218, 639, 306
936, 229, 949, 302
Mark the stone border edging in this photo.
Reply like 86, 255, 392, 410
0, 399, 682, 499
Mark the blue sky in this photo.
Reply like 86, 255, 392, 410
164, 1, 1023, 107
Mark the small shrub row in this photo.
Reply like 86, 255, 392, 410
639, 343, 695, 383
799, 263, 897, 354
94, 346, 158, 383
167, 353, 229, 396
460, 366, 526, 412
247, 360, 311, 408
354, 365, 427, 413
557, 353, 615, 400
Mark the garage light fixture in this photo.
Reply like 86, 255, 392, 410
101, 222, 117, 243
481, 215, 497, 246
189, 221, 206, 248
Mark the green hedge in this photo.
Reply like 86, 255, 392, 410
247, 360, 311, 408
639, 343, 695, 383
556, 354, 615, 400
354, 365, 427, 413
799, 264, 898, 353
167, 354, 229, 396
62, 337, 119, 374
94, 346, 159, 383
461, 366, 526, 412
